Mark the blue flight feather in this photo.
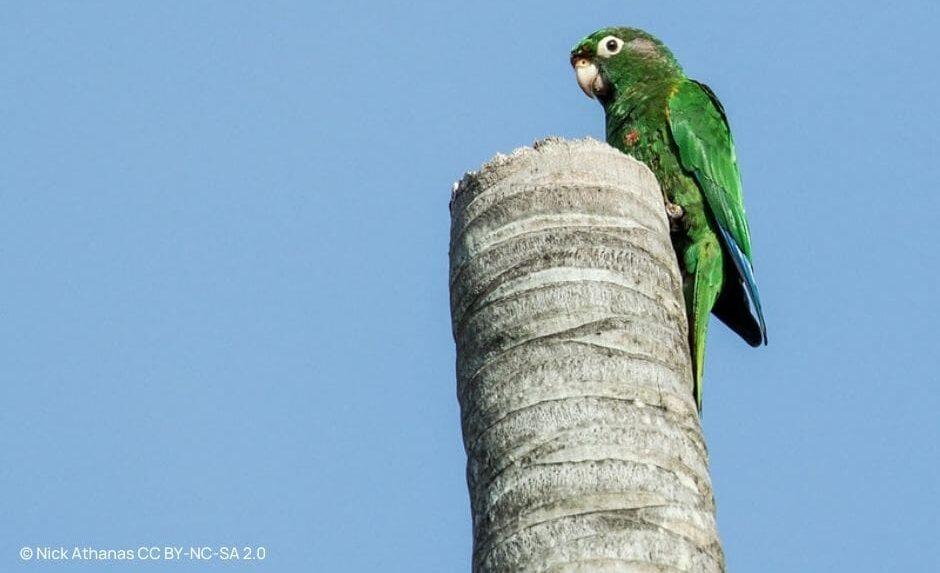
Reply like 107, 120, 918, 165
716, 224, 768, 344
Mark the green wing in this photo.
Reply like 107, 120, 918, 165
668, 80, 752, 256
668, 79, 767, 343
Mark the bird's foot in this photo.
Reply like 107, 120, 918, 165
665, 201, 684, 220
664, 201, 685, 231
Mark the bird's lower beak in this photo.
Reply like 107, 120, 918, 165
572, 57, 605, 99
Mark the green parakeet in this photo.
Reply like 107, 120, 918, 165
571, 27, 767, 411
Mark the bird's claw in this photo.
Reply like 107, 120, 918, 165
665, 202, 684, 220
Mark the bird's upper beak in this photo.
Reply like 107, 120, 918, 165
570, 52, 605, 99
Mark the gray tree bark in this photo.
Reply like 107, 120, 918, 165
449, 138, 724, 573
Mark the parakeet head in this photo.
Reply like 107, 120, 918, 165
570, 28, 682, 103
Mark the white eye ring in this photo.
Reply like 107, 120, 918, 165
597, 36, 624, 57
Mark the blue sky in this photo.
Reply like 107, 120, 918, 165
2, 1, 938, 571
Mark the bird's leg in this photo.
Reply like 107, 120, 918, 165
664, 200, 684, 221
663, 197, 685, 232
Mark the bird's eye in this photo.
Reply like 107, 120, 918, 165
597, 36, 623, 57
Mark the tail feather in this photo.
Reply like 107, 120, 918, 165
688, 235, 725, 413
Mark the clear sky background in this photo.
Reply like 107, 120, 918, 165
2, 1, 938, 571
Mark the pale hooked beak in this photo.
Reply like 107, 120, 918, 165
571, 56, 606, 99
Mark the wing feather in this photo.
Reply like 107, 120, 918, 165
668, 80, 767, 343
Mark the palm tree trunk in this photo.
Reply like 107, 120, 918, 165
449, 138, 725, 572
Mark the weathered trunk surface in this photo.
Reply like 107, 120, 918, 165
449, 138, 724, 573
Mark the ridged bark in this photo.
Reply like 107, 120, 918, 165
449, 138, 724, 573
